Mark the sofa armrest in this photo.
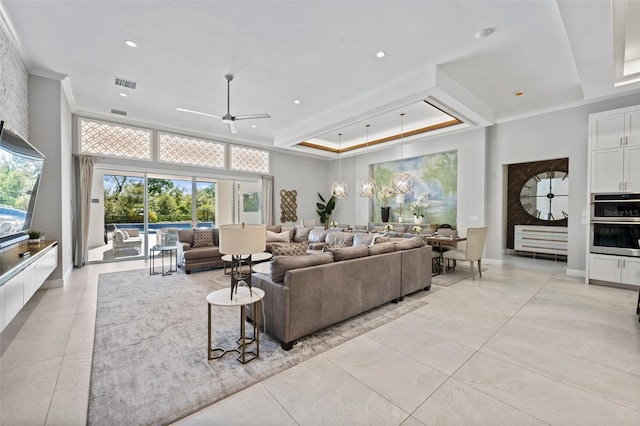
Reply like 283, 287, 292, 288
250, 274, 290, 345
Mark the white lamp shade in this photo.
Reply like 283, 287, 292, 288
219, 224, 266, 255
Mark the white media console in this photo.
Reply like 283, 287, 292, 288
0, 241, 58, 332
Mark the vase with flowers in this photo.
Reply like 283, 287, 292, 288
378, 186, 395, 222
411, 193, 429, 224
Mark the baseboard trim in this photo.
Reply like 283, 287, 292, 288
566, 268, 585, 278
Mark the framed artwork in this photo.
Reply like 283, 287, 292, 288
370, 150, 458, 226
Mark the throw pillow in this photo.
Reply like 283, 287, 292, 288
374, 234, 390, 244
271, 242, 308, 256
322, 242, 347, 252
122, 230, 130, 239
113, 229, 125, 243
293, 226, 311, 243
192, 228, 213, 248
266, 230, 291, 242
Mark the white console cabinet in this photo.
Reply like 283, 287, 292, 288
589, 253, 640, 288
590, 108, 640, 193
0, 242, 58, 332
514, 225, 568, 259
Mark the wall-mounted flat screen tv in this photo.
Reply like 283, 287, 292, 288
0, 121, 45, 248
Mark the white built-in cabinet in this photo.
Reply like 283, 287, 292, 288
0, 243, 58, 332
514, 225, 568, 259
590, 109, 640, 193
589, 254, 640, 287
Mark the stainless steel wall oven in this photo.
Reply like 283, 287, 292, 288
591, 194, 640, 257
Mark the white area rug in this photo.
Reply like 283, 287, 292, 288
89, 268, 440, 425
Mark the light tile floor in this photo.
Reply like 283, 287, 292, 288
1, 256, 639, 425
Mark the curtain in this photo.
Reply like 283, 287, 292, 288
74, 155, 94, 267
262, 175, 274, 225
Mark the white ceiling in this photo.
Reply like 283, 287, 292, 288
2, 0, 639, 158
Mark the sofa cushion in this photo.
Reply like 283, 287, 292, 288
394, 236, 425, 250
192, 228, 214, 248
271, 242, 308, 256
308, 228, 328, 243
368, 241, 396, 255
353, 232, 376, 246
266, 230, 291, 243
333, 245, 369, 261
183, 246, 220, 260
293, 226, 311, 243
271, 252, 334, 282
373, 225, 386, 232
322, 242, 348, 252
281, 225, 296, 241
325, 231, 354, 247
178, 229, 193, 246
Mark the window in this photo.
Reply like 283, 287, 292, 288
230, 145, 269, 173
80, 119, 151, 160
158, 133, 225, 168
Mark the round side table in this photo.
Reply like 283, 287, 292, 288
206, 286, 265, 364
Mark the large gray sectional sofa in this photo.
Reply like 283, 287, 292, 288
251, 237, 432, 350
177, 225, 360, 273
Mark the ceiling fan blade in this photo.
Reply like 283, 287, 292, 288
226, 121, 238, 133
233, 113, 271, 121
176, 107, 223, 119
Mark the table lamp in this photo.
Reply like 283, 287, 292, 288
219, 223, 266, 300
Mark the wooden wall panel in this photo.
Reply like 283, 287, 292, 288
506, 158, 569, 249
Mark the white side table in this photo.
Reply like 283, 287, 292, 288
206, 286, 265, 364
150, 245, 178, 276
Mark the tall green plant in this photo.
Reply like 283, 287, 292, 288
316, 193, 336, 228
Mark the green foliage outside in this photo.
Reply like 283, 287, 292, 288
0, 166, 30, 210
103, 176, 215, 225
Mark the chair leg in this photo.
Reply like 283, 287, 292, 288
478, 259, 482, 277
469, 261, 474, 279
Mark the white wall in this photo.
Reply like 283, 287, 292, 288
270, 150, 328, 225
486, 93, 640, 274
28, 75, 71, 282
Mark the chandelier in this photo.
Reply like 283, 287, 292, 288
391, 113, 413, 194
357, 124, 376, 197
330, 133, 349, 198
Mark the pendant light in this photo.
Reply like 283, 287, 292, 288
391, 113, 413, 194
331, 133, 349, 199
357, 124, 376, 197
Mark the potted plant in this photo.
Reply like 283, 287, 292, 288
411, 193, 429, 224
378, 186, 395, 222
28, 230, 42, 244
316, 193, 336, 229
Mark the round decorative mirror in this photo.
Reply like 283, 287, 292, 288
519, 171, 569, 221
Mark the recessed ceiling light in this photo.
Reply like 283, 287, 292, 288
515, 91, 524, 96
251, 124, 257, 128
474, 28, 494, 40
125, 40, 137, 47
119, 93, 127, 97
376, 51, 385, 58
294, 100, 301, 104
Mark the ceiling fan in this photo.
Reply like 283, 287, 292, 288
177, 74, 270, 134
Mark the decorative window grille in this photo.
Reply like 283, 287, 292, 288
80, 119, 151, 159
158, 133, 225, 168
230, 145, 269, 173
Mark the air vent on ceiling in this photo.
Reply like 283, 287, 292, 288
114, 77, 137, 90
110, 109, 128, 116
